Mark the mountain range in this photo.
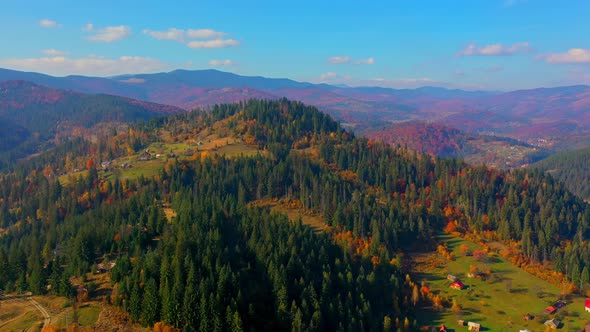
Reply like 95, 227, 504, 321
0, 79, 182, 163
1, 67, 590, 151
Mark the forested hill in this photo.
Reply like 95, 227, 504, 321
532, 146, 590, 200
0, 80, 182, 166
0, 99, 589, 331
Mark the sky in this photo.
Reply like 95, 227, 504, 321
0, 0, 589, 90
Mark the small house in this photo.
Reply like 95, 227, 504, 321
522, 313, 534, 321
450, 280, 465, 290
100, 161, 112, 169
519, 330, 531, 332
544, 305, 556, 315
457, 320, 465, 326
584, 324, 590, 332
544, 319, 559, 329
585, 299, 590, 313
439, 324, 447, 332
467, 322, 480, 331
447, 275, 457, 281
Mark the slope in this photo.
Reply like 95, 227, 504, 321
0, 80, 183, 164
1, 99, 590, 331
532, 146, 590, 201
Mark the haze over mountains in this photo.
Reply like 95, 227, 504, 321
1, 67, 590, 151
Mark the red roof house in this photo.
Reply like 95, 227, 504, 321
585, 299, 590, 313
450, 280, 465, 290
439, 324, 447, 332
543, 305, 556, 315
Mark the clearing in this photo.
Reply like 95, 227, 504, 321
249, 198, 329, 232
0, 296, 43, 332
414, 234, 590, 331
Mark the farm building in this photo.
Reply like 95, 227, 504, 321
585, 299, 590, 313
543, 305, 556, 315
450, 280, 465, 290
544, 319, 559, 329
467, 321, 480, 331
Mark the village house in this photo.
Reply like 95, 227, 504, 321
585, 299, 590, 313
447, 275, 457, 281
100, 161, 112, 170
544, 319, 560, 329
467, 321, 480, 331
450, 280, 465, 290
544, 305, 557, 315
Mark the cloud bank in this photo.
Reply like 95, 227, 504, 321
458, 42, 532, 57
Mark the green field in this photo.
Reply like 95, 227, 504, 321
52, 304, 102, 328
415, 234, 590, 331
0, 310, 42, 332
78, 305, 102, 326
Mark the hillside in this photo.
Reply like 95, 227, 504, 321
0, 80, 182, 166
1, 99, 590, 331
532, 146, 590, 201
364, 121, 542, 168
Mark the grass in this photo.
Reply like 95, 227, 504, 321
0, 310, 42, 332
58, 169, 89, 186
33, 295, 68, 313
250, 198, 329, 233
78, 305, 102, 326
415, 234, 590, 331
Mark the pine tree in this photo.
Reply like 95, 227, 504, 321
141, 278, 160, 327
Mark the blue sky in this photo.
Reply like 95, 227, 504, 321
0, 0, 589, 90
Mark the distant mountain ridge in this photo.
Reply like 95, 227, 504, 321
0, 80, 183, 162
1, 68, 590, 150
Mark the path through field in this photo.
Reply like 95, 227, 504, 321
28, 296, 51, 329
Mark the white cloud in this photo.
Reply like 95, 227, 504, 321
457, 42, 532, 57
209, 59, 236, 66
354, 57, 375, 65
87, 25, 131, 42
187, 29, 226, 39
328, 56, 374, 65
328, 56, 350, 64
539, 48, 590, 64
84, 23, 94, 32
39, 19, 60, 28
187, 39, 239, 49
0, 55, 167, 76
143, 28, 238, 49
143, 28, 186, 42
42, 49, 69, 56
319, 72, 339, 81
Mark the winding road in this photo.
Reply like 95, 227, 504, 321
28, 296, 51, 329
